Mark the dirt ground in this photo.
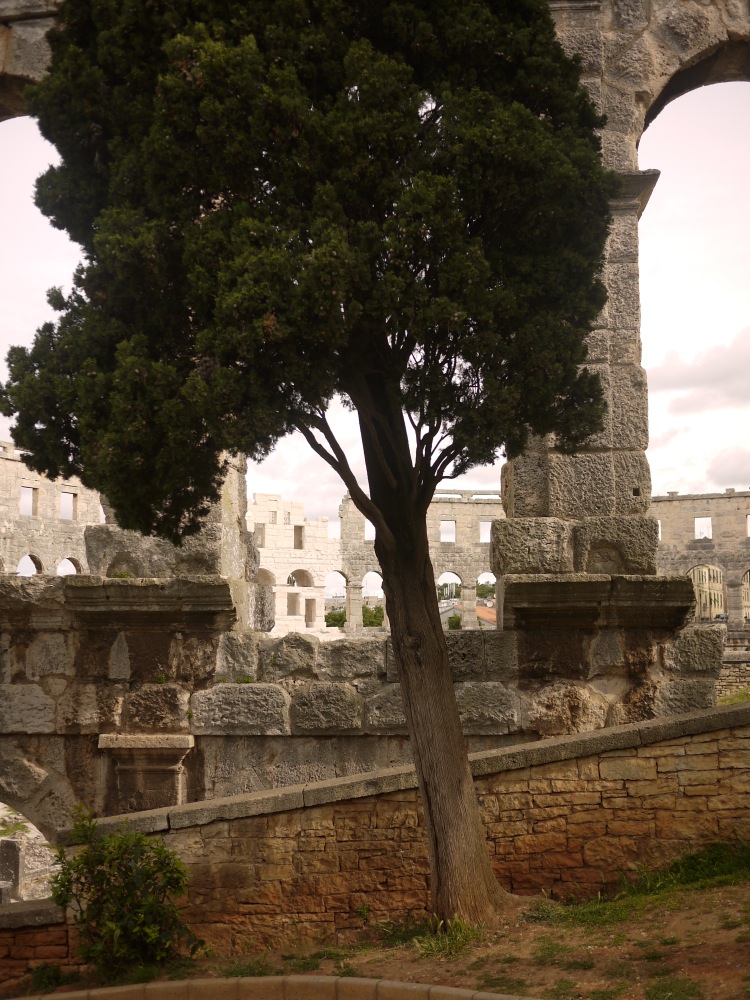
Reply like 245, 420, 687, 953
33, 881, 750, 1000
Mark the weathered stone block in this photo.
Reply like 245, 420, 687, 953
57, 683, 124, 733
653, 679, 717, 717
663, 625, 724, 677
523, 682, 609, 737
491, 518, 574, 576
573, 516, 659, 575
290, 682, 363, 735
364, 685, 407, 735
483, 630, 518, 681
24, 633, 77, 680
317, 638, 385, 680
259, 633, 319, 681
191, 684, 290, 735
613, 451, 652, 515
445, 630, 484, 680
454, 682, 518, 735
548, 453, 617, 519
125, 683, 190, 732
0, 684, 55, 734
216, 630, 260, 680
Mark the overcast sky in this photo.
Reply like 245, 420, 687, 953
1, 81, 748, 526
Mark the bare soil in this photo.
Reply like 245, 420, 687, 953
35, 881, 750, 1000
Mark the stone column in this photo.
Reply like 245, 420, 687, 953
98, 735, 194, 813
345, 583, 363, 633
461, 584, 478, 628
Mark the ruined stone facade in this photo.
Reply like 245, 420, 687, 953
247, 494, 341, 635
339, 491, 504, 630
0, 440, 101, 576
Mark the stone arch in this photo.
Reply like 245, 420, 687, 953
0, 739, 79, 844
56, 557, 82, 576
257, 568, 276, 587
287, 569, 314, 588
16, 553, 43, 576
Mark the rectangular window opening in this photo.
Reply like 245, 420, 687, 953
294, 525, 305, 549
19, 486, 38, 517
60, 491, 78, 520
479, 521, 492, 544
440, 520, 456, 543
287, 592, 300, 616
364, 520, 376, 541
694, 516, 712, 540
255, 523, 266, 548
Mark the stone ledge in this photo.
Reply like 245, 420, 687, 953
0, 897, 64, 930
22, 977, 539, 1000
89, 703, 750, 836
98, 735, 195, 750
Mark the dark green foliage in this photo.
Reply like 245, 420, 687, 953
51, 807, 202, 977
1, 0, 615, 542
447, 613, 462, 630
325, 609, 346, 627
476, 583, 495, 599
362, 605, 385, 627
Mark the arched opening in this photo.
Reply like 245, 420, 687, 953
0, 802, 55, 901
324, 571, 347, 628
56, 557, 81, 576
687, 564, 726, 622
436, 571, 462, 602
257, 568, 276, 587
16, 554, 43, 576
741, 570, 750, 624
287, 569, 314, 588
639, 80, 750, 495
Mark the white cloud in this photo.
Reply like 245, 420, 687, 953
648, 327, 750, 413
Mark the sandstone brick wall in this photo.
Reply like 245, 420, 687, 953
83, 704, 750, 955
0, 900, 75, 992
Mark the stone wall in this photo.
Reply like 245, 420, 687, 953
0, 899, 73, 990
84, 703, 750, 954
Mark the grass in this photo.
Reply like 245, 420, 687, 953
718, 686, 750, 705
0, 816, 29, 836
478, 972, 530, 994
644, 977, 705, 1000
413, 918, 482, 958
532, 936, 573, 966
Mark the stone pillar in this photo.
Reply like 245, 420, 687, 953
461, 584, 478, 628
725, 569, 743, 630
345, 583, 363, 633
0, 839, 23, 901
98, 735, 194, 814
382, 602, 390, 631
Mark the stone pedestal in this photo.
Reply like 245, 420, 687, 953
98, 735, 194, 813
344, 584, 363, 633
461, 584, 478, 627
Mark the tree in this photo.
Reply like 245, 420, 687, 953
1, 0, 616, 923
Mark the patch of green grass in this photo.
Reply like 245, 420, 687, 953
720, 915, 742, 929
224, 956, 278, 977
718, 686, 750, 705
479, 973, 529, 994
637, 949, 665, 962
414, 918, 482, 958
542, 979, 578, 999
376, 915, 433, 947
500, 953, 520, 964
659, 936, 680, 946
532, 935, 573, 966
30, 964, 79, 992
283, 955, 321, 972
589, 988, 626, 1000
736, 932, 750, 943
0, 818, 29, 836
644, 976, 705, 1000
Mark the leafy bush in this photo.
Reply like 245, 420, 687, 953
362, 605, 384, 627
51, 807, 202, 977
447, 613, 462, 630
325, 610, 346, 627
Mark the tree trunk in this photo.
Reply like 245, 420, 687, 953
374, 516, 507, 924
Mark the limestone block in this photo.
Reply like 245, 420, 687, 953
663, 626, 724, 677
548, 453, 616, 519
259, 633, 319, 681
483, 630, 518, 681
3, 19, 52, 82
364, 684, 407, 735
605, 262, 641, 331
501, 452, 550, 517
491, 518, 574, 576
290, 682, 363, 735
190, 684, 291, 736
524, 681, 609, 737
454, 682, 518, 735
125, 683, 190, 732
600, 129, 637, 172
216, 630, 259, 680
0, 739, 47, 802
572, 516, 659, 574
606, 204, 638, 265
653, 678, 717, 717
317, 637, 386, 680
585, 328, 610, 365
589, 629, 626, 677
23, 632, 77, 680
57, 683, 124, 732
606, 35, 658, 91
445, 631, 484, 680
611, 0, 650, 31
609, 366, 649, 451
0, 684, 55, 734
556, 29, 602, 73
606, 679, 659, 726
613, 451, 652, 515
108, 633, 130, 680
609, 327, 642, 366
655, 2, 722, 58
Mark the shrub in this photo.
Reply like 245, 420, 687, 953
51, 806, 202, 977
362, 605, 384, 627
325, 610, 346, 627
447, 613, 462, 630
